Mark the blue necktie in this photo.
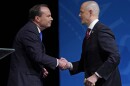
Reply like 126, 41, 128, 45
40, 32, 42, 41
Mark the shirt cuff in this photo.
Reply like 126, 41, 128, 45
95, 72, 102, 78
68, 62, 73, 70
56, 59, 59, 67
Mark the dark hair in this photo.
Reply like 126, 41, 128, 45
29, 4, 48, 20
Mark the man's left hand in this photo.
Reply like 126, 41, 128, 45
84, 74, 98, 86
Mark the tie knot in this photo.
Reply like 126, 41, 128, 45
87, 28, 91, 32
86, 28, 91, 38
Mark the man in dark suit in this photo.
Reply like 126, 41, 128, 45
61, 1, 122, 86
7, 4, 66, 86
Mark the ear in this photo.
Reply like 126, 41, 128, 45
35, 16, 40, 22
89, 9, 93, 15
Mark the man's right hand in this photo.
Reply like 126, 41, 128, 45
58, 58, 72, 70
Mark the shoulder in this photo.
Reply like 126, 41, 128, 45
18, 21, 38, 34
93, 22, 115, 39
16, 21, 39, 39
94, 22, 113, 34
95, 22, 109, 30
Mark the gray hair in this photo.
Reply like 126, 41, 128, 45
85, 1, 100, 17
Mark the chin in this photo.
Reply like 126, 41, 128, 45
48, 25, 51, 28
46, 25, 51, 28
48, 23, 51, 27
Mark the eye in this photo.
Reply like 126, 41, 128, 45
47, 14, 51, 17
80, 11, 84, 14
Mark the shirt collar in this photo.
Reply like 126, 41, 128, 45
37, 26, 41, 33
88, 19, 99, 30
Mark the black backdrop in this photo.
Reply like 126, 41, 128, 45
0, 0, 59, 86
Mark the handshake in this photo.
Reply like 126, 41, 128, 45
42, 58, 71, 78
57, 58, 72, 70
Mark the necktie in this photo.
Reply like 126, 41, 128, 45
40, 32, 42, 41
86, 28, 91, 39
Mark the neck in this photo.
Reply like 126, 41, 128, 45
89, 16, 98, 25
32, 20, 45, 31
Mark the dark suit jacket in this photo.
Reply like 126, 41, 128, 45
7, 21, 57, 86
70, 22, 122, 86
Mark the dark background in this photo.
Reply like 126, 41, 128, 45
0, 0, 59, 86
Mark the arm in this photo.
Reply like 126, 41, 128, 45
96, 28, 120, 80
60, 55, 84, 75
21, 31, 57, 70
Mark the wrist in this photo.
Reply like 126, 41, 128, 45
56, 59, 59, 67
68, 62, 73, 70
94, 73, 99, 80
95, 72, 102, 78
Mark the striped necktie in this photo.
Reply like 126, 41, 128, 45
40, 32, 42, 41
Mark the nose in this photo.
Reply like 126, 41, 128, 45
51, 17, 53, 21
79, 13, 81, 17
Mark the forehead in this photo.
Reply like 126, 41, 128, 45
80, 6, 85, 12
40, 7, 51, 15
80, 2, 88, 11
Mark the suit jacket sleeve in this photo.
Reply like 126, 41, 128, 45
20, 30, 57, 70
96, 27, 120, 80
69, 54, 84, 75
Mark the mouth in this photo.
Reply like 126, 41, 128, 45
49, 21, 52, 24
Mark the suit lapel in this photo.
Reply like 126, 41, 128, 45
88, 21, 101, 39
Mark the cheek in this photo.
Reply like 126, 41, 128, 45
40, 16, 47, 23
42, 18, 51, 27
81, 15, 86, 21
38, 19, 46, 27
84, 14, 89, 21
41, 18, 48, 24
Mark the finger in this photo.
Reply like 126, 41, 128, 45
92, 83, 95, 86
43, 68, 46, 71
43, 72, 48, 76
43, 72, 49, 78
43, 68, 48, 74
61, 61, 67, 67
42, 68, 49, 78
60, 58, 66, 61
43, 74, 46, 78
43, 73, 46, 78
86, 80, 92, 86
44, 71, 48, 75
